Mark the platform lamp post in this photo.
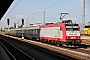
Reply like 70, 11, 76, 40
7, 18, 10, 35
22, 18, 24, 40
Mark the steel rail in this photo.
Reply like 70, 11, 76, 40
0, 37, 35, 60
0, 39, 16, 60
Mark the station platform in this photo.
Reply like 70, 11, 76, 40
0, 45, 10, 60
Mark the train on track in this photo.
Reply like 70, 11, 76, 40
84, 25, 90, 36
5, 20, 82, 46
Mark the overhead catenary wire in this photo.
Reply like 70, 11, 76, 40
30, 0, 67, 16
4, 0, 89, 25
29, 0, 85, 23
27, 0, 54, 17
43, 0, 66, 10
46, 5, 90, 21
5, 0, 22, 18
34, 0, 53, 10
44, 0, 89, 21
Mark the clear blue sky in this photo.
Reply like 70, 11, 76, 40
0, 0, 90, 28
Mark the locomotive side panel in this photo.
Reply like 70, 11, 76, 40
40, 26, 65, 42
40, 27, 63, 38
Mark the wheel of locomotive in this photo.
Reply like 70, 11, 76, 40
41, 39, 46, 43
60, 42, 69, 47
59, 42, 63, 46
47, 40, 52, 44
51, 40, 54, 44
74, 40, 82, 46
74, 42, 81, 46
55, 41, 60, 47
40, 39, 43, 42
39, 39, 42, 42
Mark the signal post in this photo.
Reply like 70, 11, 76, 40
7, 18, 10, 35
22, 18, 24, 40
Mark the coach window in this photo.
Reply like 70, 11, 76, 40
21, 30, 22, 33
60, 27, 62, 31
36, 30, 37, 34
18, 30, 19, 33
17, 30, 18, 33
34, 30, 37, 34
29, 30, 31, 33
27, 30, 28, 33
33, 30, 35, 34
24, 30, 25, 33
20, 30, 21, 33
31, 30, 32, 34
34, 30, 35, 34
25, 30, 27, 33
28, 30, 30, 33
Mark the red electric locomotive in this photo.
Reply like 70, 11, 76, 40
40, 20, 82, 46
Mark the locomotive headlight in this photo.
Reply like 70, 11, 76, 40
67, 37, 68, 39
66, 37, 69, 39
78, 37, 80, 39
77, 37, 79, 39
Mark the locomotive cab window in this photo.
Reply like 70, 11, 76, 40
65, 24, 79, 31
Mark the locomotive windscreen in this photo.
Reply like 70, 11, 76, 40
65, 24, 79, 31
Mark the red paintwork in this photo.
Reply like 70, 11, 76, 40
40, 23, 66, 42
66, 36, 80, 40
40, 36, 66, 42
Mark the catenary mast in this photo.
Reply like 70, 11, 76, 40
82, 0, 85, 29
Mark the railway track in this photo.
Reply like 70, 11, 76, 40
63, 44, 90, 53
0, 37, 35, 60
0, 34, 76, 60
